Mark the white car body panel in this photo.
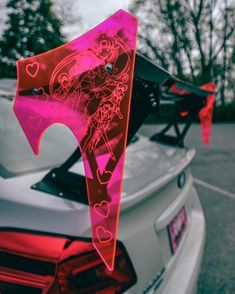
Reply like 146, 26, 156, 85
0, 132, 205, 293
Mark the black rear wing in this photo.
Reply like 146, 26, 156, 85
130, 53, 213, 147
32, 52, 214, 203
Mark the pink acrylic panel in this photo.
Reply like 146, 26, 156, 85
13, 10, 138, 271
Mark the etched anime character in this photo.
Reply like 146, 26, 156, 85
49, 34, 131, 160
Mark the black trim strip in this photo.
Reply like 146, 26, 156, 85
0, 281, 42, 294
0, 251, 56, 276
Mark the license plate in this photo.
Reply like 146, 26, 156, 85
168, 206, 187, 254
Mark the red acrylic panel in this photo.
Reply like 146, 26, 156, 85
13, 10, 138, 271
199, 82, 216, 145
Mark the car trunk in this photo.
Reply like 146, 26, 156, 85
0, 134, 196, 293
0, 134, 194, 235
68, 135, 196, 293
117, 136, 195, 293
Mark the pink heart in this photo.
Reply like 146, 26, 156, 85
97, 168, 112, 185
94, 200, 110, 218
28, 115, 41, 130
26, 62, 39, 78
96, 226, 113, 244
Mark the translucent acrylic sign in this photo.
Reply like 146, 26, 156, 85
13, 10, 138, 271
199, 82, 216, 144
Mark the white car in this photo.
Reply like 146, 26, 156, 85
0, 54, 210, 294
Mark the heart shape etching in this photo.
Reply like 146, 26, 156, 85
28, 115, 41, 130
97, 168, 112, 185
26, 62, 39, 78
96, 226, 113, 244
94, 200, 110, 218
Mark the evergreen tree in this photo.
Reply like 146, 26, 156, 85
130, 0, 235, 105
0, 0, 65, 78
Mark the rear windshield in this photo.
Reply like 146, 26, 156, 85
0, 98, 77, 178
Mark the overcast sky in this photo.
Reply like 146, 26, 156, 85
77, 0, 131, 26
63, 0, 132, 39
0, 0, 132, 39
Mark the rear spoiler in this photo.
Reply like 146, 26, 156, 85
13, 9, 215, 271
32, 52, 215, 204
130, 53, 215, 147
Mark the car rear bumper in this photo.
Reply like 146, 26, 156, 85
161, 188, 205, 294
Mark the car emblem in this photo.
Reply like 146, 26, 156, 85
178, 172, 186, 189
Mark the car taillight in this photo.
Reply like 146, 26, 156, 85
0, 231, 137, 294
51, 241, 137, 294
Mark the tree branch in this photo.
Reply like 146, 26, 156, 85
211, 26, 235, 64
138, 34, 169, 69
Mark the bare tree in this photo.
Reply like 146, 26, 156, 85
130, 0, 235, 105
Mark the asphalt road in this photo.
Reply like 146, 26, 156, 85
187, 124, 235, 294
140, 124, 235, 294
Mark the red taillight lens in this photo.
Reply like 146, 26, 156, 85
0, 231, 137, 294
52, 241, 137, 294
